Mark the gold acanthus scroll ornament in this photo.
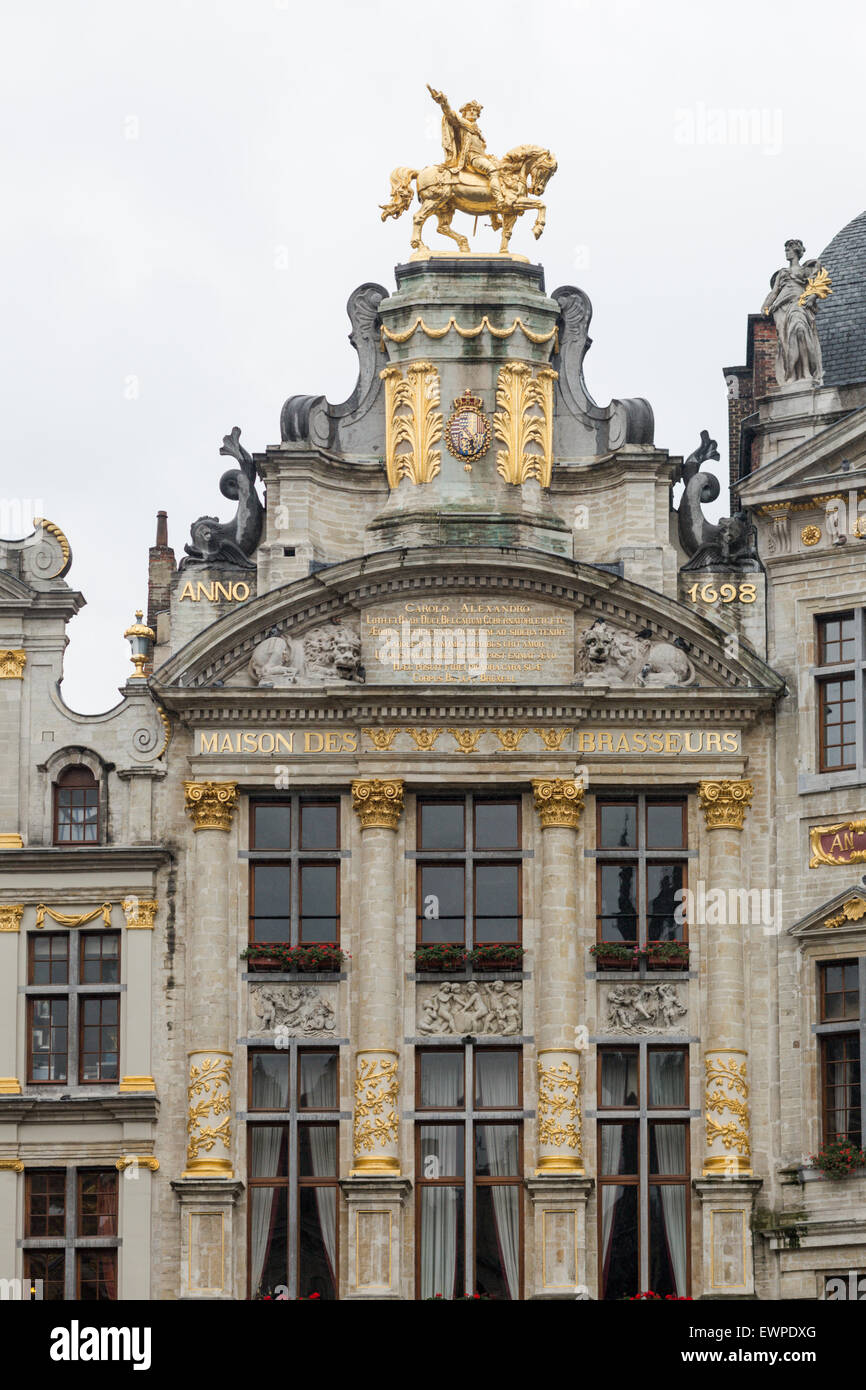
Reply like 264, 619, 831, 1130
494, 363, 557, 487
532, 778, 585, 830
381, 361, 443, 488
698, 779, 754, 831
351, 779, 405, 830
183, 781, 239, 832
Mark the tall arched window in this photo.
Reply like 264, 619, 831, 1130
53, 766, 99, 845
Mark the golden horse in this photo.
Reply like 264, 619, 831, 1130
380, 144, 557, 255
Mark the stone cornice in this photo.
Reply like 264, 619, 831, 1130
150, 546, 784, 696
0, 1094, 160, 1123
0, 846, 173, 872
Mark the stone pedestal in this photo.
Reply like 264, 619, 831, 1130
525, 1177, 594, 1298
694, 1177, 763, 1297
532, 779, 585, 1175
171, 1177, 245, 1299
698, 779, 754, 1177
340, 1177, 412, 1299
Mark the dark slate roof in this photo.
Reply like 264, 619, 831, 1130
817, 210, 866, 386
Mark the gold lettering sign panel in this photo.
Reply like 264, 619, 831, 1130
361, 594, 574, 686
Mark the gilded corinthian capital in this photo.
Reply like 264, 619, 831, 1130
698, 779, 753, 831
532, 778, 584, 829
0, 650, 26, 679
183, 781, 239, 832
351, 779, 404, 830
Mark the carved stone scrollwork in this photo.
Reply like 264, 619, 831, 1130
351, 779, 405, 830
677, 431, 759, 572
532, 777, 584, 830
183, 781, 239, 833
280, 283, 388, 451
494, 362, 557, 486
381, 361, 443, 487
698, 779, 753, 832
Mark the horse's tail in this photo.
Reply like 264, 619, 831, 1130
380, 167, 418, 222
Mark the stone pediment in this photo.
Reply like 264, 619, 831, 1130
788, 884, 866, 941
150, 547, 783, 700
0, 568, 36, 604
739, 404, 866, 507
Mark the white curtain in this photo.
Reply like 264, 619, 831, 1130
475, 1053, 520, 1301
420, 1058, 462, 1299
304, 1058, 338, 1286
650, 1053, 687, 1296
249, 1059, 285, 1296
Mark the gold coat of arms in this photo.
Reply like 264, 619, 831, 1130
380, 85, 557, 256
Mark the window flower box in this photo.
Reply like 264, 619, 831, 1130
414, 946, 466, 972
646, 942, 690, 970
241, 943, 346, 973
465, 944, 525, 972
809, 1139, 866, 1179
590, 943, 642, 970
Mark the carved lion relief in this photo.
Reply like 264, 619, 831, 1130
248, 619, 363, 688
576, 618, 695, 687
602, 983, 687, 1034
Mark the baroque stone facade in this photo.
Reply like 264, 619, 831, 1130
2, 200, 866, 1302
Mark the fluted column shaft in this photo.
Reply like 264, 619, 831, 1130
351, 780, 404, 1176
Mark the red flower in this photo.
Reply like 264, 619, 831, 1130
311, 1292, 321, 1299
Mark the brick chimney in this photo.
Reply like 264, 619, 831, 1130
145, 511, 176, 674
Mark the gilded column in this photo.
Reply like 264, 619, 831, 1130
698, 779, 753, 1176
525, 779, 593, 1300
531, 779, 585, 1175
181, 782, 238, 1177
350, 779, 404, 1176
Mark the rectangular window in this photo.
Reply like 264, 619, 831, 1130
415, 1046, 522, 1300
247, 1046, 339, 1299
595, 797, 688, 962
815, 612, 861, 774
26, 932, 120, 1086
249, 798, 341, 949
818, 961, 863, 1147
23, 1169, 119, 1299
597, 1045, 690, 1300
416, 796, 522, 947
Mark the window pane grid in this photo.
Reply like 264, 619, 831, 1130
249, 799, 341, 950
416, 797, 522, 948
24, 1169, 119, 1300
595, 797, 688, 959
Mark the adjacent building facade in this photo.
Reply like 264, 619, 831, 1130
2, 209, 866, 1301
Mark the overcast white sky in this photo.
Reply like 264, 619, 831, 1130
3, 0, 864, 711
